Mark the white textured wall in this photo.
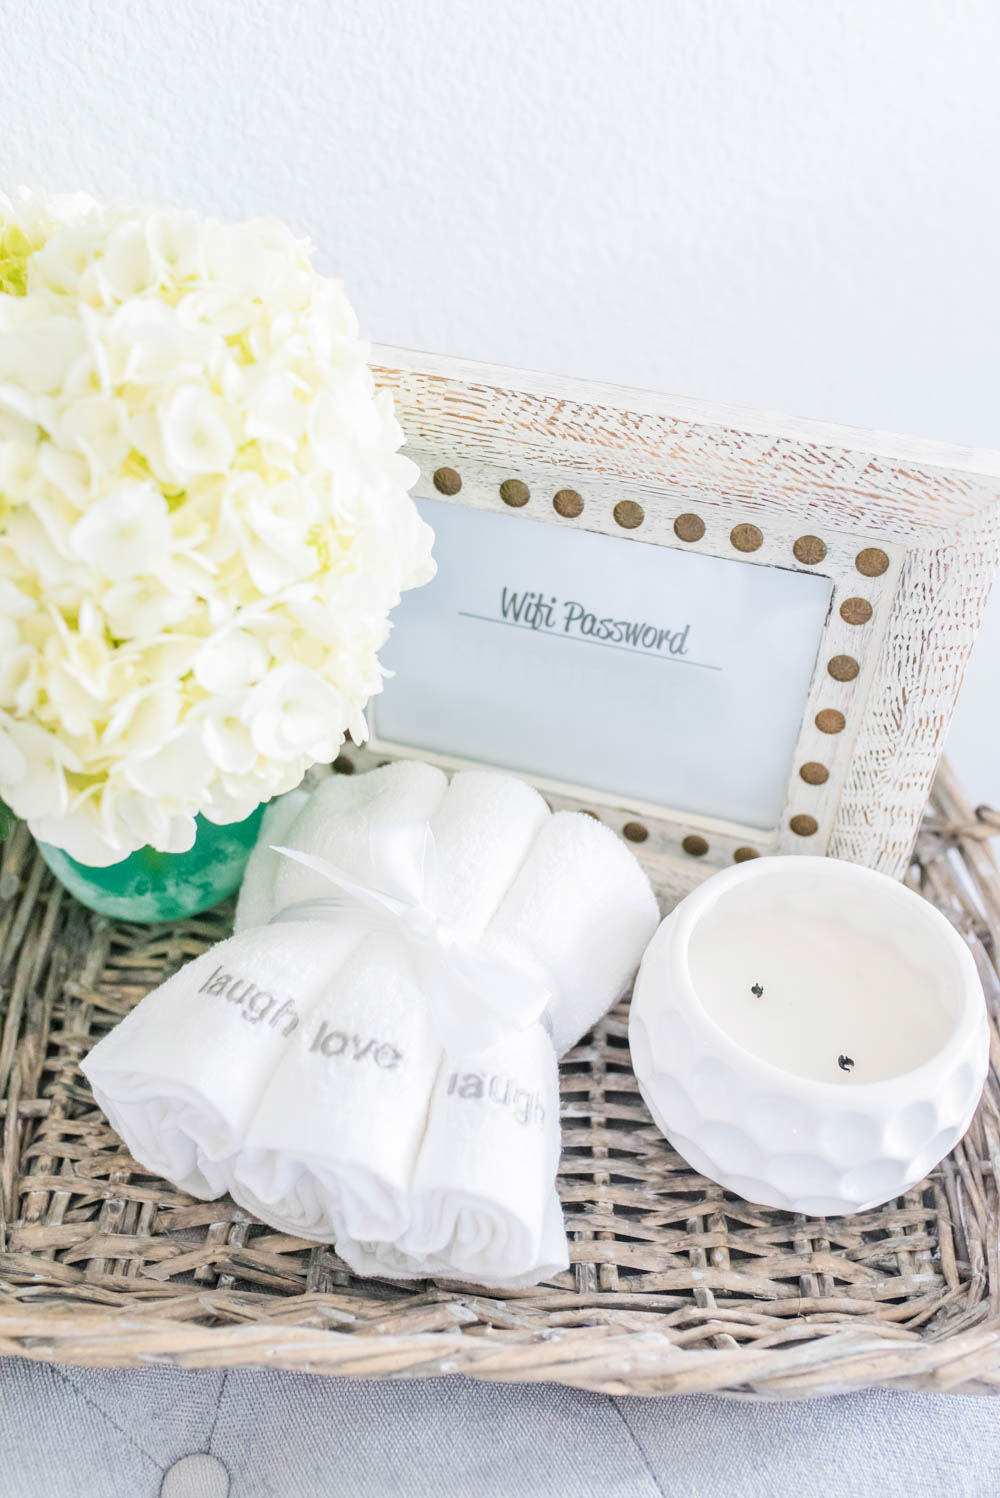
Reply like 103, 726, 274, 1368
4, 0, 999, 801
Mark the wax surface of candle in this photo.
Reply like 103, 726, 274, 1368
687, 885, 958, 1084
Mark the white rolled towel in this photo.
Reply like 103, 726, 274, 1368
232, 766, 553, 1248
81, 919, 360, 1199
340, 1194, 570, 1290
424, 769, 549, 937
232, 931, 442, 1243
233, 788, 310, 932
270, 758, 447, 917
348, 1021, 561, 1283
489, 811, 661, 1056
82, 760, 659, 1290
83, 759, 445, 1202
335, 806, 659, 1285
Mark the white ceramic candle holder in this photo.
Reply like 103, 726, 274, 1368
629, 856, 989, 1216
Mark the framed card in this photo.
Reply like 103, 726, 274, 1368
344, 347, 1000, 905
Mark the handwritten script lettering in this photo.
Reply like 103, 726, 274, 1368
454, 586, 720, 669
501, 587, 691, 657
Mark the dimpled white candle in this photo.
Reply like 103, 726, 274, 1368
630, 857, 989, 1216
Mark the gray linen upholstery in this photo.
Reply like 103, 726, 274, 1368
1, 1359, 998, 1498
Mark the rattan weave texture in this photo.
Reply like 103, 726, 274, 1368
1, 760, 998, 1397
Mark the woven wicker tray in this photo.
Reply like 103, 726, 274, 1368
1, 759, 998, 1398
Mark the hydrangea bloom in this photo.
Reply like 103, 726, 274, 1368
0, 191, 434, 864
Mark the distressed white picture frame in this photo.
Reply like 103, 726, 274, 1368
342, 347, 1000, 906
372, 494, 837, 831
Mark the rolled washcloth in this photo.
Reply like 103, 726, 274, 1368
335, 1024, 564, 1287
232, 763, 552, 1250
231, 931, 443, 1243
333, 806, 660, 1284
85, 759, 449, 1235
81, 917, 362, 1201
232, 787, 310, 932
486, 811, 662, 1058
82, 759, 659, 1288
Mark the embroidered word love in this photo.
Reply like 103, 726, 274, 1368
197, 966, 299, 1036
310, 1020, 403, 1071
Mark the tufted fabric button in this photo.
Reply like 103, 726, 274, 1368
160, 1453, 231, 1498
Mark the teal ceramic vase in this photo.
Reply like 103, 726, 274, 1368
37, 804, 266, 922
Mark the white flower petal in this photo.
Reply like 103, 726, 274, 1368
176, 285, 254, 338
159, 811, 200, 854
159, 383, 237, 480
0, 644, 38, 712
239, 534, 317, 593
243, 663, 345, 762
103, 578, 194, 641
70, 483, 172, 580
200, 778, 269, 825
29, 806, 127, 865
0, 193, 433, 862
124, 726, 213, 800
0, 579, 35, 618
110, 301, 219, 385
201, 698, 258, 774
0, 719, 28, 784
1, 721, 80, 819
96, 220, 157, 301
102, 687, 182, 750
0, 316, 87, 394
193, 627, 268, 693
101, 783, 173, 852
56, 396, 131, 473
245, 370, 307, 449
146, 209, 206, 283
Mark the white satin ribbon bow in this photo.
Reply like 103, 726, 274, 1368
269, 825, 550, 1055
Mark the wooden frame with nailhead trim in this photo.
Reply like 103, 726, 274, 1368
349, 348, 1000, 907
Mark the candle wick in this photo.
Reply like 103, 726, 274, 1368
838, 1054, 855, 1072
750, 983, 764, 998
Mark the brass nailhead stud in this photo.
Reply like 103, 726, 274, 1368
333, 755, 355, 774
790, 813, 819, 837
799, 761, 830, 785
500, 479, 530, 507
623, 821, 648, 843
433, 466, 462, 495
815, 708, 846, 734
674, 513, 706, 543
856, 547, 889, 577
682, 834, 709, 857
581, 809, 601, 821
730, 523, 763, 553
733, 846, 760, 862
840, 596, 873, 626
613, 500, 645, 529
553, 488, 584, 518
793, 535, 827, 565
828, 654, 860, 682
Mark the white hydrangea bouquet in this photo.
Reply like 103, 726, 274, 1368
0, 191, 434, 875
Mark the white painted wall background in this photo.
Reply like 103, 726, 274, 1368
4, 0, 999, 802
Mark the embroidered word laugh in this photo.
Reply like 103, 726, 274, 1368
198, 967, 405, 1070
198, 966, 299, 1036
447, 1070, 546, 1128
